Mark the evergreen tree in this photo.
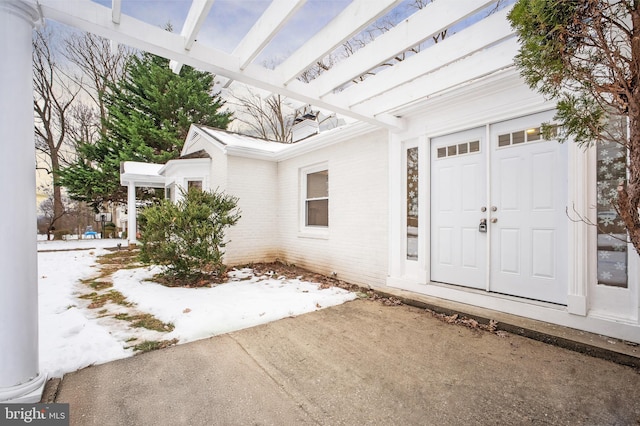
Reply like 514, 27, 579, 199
59, 52, 232, 208
508, 1, 640, 254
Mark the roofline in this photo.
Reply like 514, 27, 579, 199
222, 121, 380, 162
159, 157, 211, 175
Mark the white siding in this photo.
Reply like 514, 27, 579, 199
224, 156, 279, 265
277, 130, 389, 288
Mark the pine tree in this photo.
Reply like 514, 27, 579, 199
58, 52, 232, 208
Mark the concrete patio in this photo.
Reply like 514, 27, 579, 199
44, 298, 640, 425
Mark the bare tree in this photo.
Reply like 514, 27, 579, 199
33, 29, 80, 238
63, 32, 131, 135
230, 89, 299, 142
68, 102, 101, 149
37, 188, 95, 239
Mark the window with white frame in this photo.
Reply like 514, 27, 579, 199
303, 165, 329, 228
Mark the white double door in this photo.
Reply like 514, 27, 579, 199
430, 113, 568, 304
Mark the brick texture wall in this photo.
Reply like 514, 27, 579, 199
224, 156, 280, 265
276, 131, 389, 288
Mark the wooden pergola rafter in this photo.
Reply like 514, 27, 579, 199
32, 0, 516, 130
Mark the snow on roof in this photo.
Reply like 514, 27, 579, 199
120, 161, 163, 176
120, 161, 165, 187
189, 122, 378, 162
196, 126, 291, 154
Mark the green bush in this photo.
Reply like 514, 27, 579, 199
104, 223, 116, 238
138, 188, 241, 281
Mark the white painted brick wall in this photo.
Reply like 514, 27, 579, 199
276, 130, 389, 288
208, 147, 228, 193
224, 156, 280, 265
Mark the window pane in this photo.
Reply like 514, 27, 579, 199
306, 199, 328, 226
469, 141, 480, 152
597, 138, 628, 287
307, 170, 328, 199
407, 147, 418, 260
188, 180, 202, 191
526, 127, 541, 141
512, 131, 525, 144
498, 134, 510, 147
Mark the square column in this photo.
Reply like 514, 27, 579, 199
127, 182, 138, 245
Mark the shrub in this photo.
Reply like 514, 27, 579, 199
138, 188, 241, 282
53, 229, 71, 240
104, 223, 116, 238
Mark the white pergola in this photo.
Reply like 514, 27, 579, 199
0, 0, 516, 402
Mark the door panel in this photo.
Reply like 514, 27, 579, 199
498, 228, 520, 274
431, 128, 486, 289
489, 113, 568, 304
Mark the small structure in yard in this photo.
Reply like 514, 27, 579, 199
83, 225, 99, 239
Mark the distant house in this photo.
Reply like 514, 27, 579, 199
122, 68, 639, 345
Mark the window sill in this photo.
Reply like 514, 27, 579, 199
298, 228, 329, 240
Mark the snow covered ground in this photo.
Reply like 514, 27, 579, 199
37, 238, 357, 378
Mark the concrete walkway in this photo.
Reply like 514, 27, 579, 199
48, 299, 640, 425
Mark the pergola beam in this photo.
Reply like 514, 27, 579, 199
276, 0, 403, 85
323, 7, 515, 109
35, 0, 405, 130
308, 0, 496, 97
170, 0, 215, 74
111, 0, 121, 24
353, 37, 520, 118
234, 0, 306, 70
33, 0, 512, 130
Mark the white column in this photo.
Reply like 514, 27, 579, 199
567, 140, 589, 316
387, 131, 403, 280
0, 0, 47, 403
127, 182, 138, 245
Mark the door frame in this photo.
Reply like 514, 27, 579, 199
428, 113, 568, 304
387, 104, 640, 341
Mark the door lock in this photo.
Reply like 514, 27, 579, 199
479, 218, 487, 233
